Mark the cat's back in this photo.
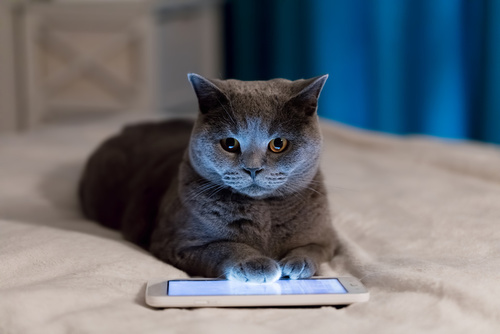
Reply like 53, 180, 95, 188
79, 119, 193, 244
121, 118, 194, 152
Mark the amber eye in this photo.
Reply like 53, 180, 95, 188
220, 138, 240, 153
269, 138, 288, 153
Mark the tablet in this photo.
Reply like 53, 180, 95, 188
145, 276, 369, 308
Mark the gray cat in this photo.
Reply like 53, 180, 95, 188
79, 74, 338, 283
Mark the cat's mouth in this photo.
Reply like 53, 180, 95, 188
230, 179, 286, 198
221, 172, 288, 198
236, 183, 273, 198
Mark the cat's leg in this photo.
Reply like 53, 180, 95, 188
156, 241, 281, 283
226, 254, 281, 283
279, 244, 331, 279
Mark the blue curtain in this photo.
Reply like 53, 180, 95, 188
224, 0, 500, 144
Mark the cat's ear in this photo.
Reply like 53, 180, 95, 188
285, 74, 329, 116
188, 73, 229, 114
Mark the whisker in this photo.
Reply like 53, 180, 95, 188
206, 185, 225, 199
185, 181, 222, 202
305, 186, 324, 196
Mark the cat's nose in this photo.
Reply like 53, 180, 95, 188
243, 167, 263, 181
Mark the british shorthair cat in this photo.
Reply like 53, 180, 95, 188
79, 74, 338, 283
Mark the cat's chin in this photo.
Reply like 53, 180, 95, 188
234, 184, 276, 199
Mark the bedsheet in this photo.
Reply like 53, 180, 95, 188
1, 112, 499, 333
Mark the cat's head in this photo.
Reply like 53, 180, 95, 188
187, 73, 328, 199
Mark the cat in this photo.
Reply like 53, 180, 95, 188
79, 73, 338, 283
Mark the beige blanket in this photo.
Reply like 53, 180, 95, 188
1, 113, 499, 333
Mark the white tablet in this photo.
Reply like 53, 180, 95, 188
145, 276, 369, 308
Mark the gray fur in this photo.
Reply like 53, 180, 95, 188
79, 74, 338, 283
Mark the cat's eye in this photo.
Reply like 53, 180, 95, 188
220, 138, 240, 153
269, 138, 288, 153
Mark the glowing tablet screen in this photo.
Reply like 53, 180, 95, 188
167, 278, 347, 296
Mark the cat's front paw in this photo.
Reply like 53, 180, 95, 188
226, 257, 281, 283
279, 255, 317, 279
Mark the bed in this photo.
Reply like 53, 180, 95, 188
1, 112, 499, 333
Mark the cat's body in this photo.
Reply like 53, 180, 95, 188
79, 74, 338, 283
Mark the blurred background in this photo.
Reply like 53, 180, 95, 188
224, 0, 500, 144
1, 0, 499, 144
